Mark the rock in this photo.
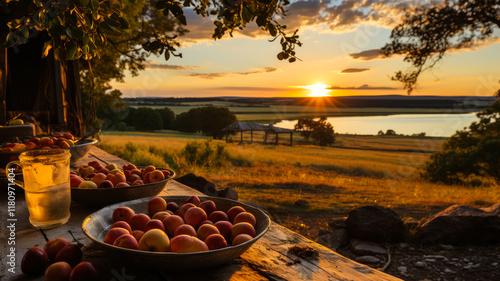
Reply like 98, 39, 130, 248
354, 255, 380, 264
317, 229, 350, 250
351, 239, 387, 255
293, 199, 309, 207
415, 203, 500, 244
175, 173, 217, 196
328, 217, 347, 229
397, 266, 407, 274
218, 187, 238, 200
439, 244, 454, 251
345, 205, 405, 242
415, 261, 426, 268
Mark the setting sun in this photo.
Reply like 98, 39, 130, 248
305, 84, 332, 97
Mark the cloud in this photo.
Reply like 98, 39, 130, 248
186, 67, 280, 79
328, 84, 398, 90
340, 68, 371, 73
349, 49, 384, 60
145, 61, 204, 71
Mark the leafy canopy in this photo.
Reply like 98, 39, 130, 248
1, 0, 302, 62
382, 0, 500, 94
295, 117, 335, 146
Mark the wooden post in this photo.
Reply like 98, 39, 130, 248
250, 131, 253, 143
240, 131, 243, 144
264, 132, 267, 144
225, 132, 228, 142
290, 132, 293, 146
275, 133, 278, 145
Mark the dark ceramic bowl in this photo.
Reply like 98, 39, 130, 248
0, 138, 98, 168
82, 195, 270, 271
71, 169, 175, 207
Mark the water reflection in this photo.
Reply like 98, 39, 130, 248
274, 113, 479, 137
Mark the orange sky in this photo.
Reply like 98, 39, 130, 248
111, 1, 500, 98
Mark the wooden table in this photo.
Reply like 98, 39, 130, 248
1, 147, 401, 281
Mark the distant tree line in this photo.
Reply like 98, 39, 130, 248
99, 105, 237, 139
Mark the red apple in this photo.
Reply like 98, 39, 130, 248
127, 173, 141, 183
232, 234, 253, 246
208, 211, 229, 223
170, 235, 209, 253
44, 238, 71, 260
54, 244, 82, 268
166, 202, 180, 213
138, 229, 170, 252
131, 230, 145, 242
21, 247, 49, 275
113, 234, 138, 250
142, 172, 152, 184
177, 203, 196, 219
161, 170, 171, 178
197, 224, 220, 241
63, 133, 74, 140
204, 234, 228, 250
142, 165, 156, 178
131, 180, 144, 186
233, 212, 256, 226
91, 173, 107, 185
199, 200, 217, 216
69, 262, 100, 281
111, 221, 132, 233
215, 221, 233, 242
227, 206, 246, 223
231, 222, 256, 241
148, 197, 167, 216
112, 206, 135, 222
185, 195, 201, 206
162, 215, 184, 237
128, 213, 150, 231
122, 163, 137, 171
184, 207, 207, 228
149, 170, 165, 183
130, 169, 142, 176
174, 224, 197, 237
104, 227, 130, 244
152, 211, 171, 221
70, 175, 84, 188
24, 141, 37, 150
143, 219, 165, 232
59, 141, 70, 148
97, 180, 114, 188
115, 182, 130, 188
44, 261, 72, 281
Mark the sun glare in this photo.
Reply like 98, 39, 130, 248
305, 84, 332, 97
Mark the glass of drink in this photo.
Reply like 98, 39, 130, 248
6, 149, 71, 229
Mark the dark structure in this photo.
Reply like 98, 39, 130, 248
223, 122, 294, 146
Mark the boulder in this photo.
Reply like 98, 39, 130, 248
328, 217, 347, 229
415, 203, 500, 244
175, 173, 217, 196
345, 205, 404, 242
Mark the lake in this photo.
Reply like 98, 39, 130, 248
274, 113, 479, 137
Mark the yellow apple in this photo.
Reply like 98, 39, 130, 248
138, 229, 170, 252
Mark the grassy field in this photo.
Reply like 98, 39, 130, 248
99, 132, 500, 240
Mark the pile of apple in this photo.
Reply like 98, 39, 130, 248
1, 133, 77, 152
21, 237, 100, 280
105, 195, 257, 253
71, 161, 171, 189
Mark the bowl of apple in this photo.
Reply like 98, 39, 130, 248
71, 161, 175, 207
82, 195, 271, 271
0, 133, 98, 167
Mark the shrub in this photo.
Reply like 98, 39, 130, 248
173, 139, 230, 172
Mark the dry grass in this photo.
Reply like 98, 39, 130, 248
99, 132, 500, 239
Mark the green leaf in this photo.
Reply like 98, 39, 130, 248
65, 41, 78, 59
42, 40, 53, 58
268, 23, 277, 37
118, 16, 129, 29
48, 24, 65, 37
241, 7, 252, 22
288, 57, 296, 63
21, 25, 29, 41
4, 32, 19, 47
66, 26, 84, 39
105, 18, 121, 28
176, 14, 187, 25
169, 3, 183, 16
164, 51, 170, 61
83, 33, 89, 45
